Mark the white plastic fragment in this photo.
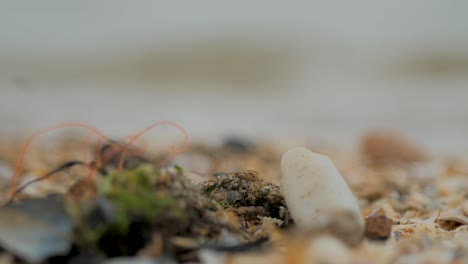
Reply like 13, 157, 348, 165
0, 196, 72, 263
280, 147, 365, 243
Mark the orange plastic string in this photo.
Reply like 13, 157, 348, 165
9, 122, 109, 199
118, 121, 189, 171
8, 121, 189, 201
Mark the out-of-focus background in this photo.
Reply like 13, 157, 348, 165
1, 1, 468, 154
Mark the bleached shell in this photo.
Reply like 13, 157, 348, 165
280, 147, 364, 242
438, 203, 468, 225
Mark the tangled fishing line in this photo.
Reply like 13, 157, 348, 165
7, 121, 189, 202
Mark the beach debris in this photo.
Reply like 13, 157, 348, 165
364, 208, 394, 240
280, 147, 364, 245
7, 121, 189, 202
199, 170, 290, 225
438, 201, 468, 227
67, 165, 251, 260
0, 195, 72, 263
0, 126, 467, 263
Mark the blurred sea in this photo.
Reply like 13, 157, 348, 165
1, 1, 468, 154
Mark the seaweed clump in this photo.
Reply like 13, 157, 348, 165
200, 170, 291, 227
66, 164, 250, 260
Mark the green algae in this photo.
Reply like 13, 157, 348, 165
69, 164, 179, 255
66, 164, 248, 257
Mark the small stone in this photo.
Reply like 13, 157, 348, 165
361, 131, 426, 166
364, 208, 393, 240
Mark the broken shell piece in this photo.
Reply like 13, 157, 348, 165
438, 202, 468, 225
280, 147, 365, 244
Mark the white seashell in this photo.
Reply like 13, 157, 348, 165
280, 147, 364, 243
